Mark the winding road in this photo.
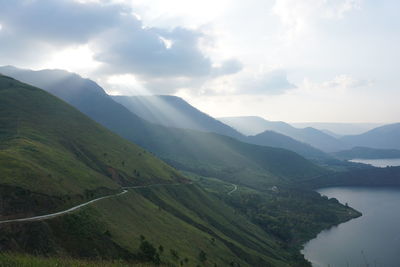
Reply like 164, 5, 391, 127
0, 183, 186, 225
227, 184, 238, 195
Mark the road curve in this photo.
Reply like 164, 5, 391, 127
227, 184, 238, 195
0, 183, 187, 225
0, 190, 128, 225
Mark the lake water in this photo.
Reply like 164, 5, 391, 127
349, 158, 400, 167
302, 187, 400, 267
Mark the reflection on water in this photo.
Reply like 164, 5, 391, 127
349, 158, 400, 167
302, 187, 400, 267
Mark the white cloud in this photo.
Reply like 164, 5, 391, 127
273, 0, 362, 41
238, 70, 296, 95
0, 0, 242, 94
301, 74, 373, 92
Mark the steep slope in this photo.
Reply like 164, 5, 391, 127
0, 75, 307, 266
341, 123, 400, 150
332, 146, 400, 160
220, 116, 348, 152
0, 74, 361, 267
1, 67, 326, 189
0, 74, 184, 220
112, 95, 243, 139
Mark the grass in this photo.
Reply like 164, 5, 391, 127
0, 74, 361, 266
0, 75, 185, 217
0, 253, 156, 267
92, 184, 292, 266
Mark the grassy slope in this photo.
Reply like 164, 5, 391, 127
188, 174, 361, 262
94, 184, 293, 266
0, 253, 154, 267
0, 75, 299, 266
0, 185, 298, 267
0, 75, 184, 218
0, 72, 359, 266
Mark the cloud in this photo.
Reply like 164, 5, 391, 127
211, 59, 243, 77
302, 74, 373, 91
0, 0, 123, 44
93, 24, 214, 78
239, 70, 296, 95
0, 0, 242, 94
273, 0, 362, 40
0, 0, 124, 64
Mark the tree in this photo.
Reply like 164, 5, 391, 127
170, 249, 180, 261
138, 236, 160, 265
198, 250, 207, 263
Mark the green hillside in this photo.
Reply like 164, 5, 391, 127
0, 75, 362, 267
0, 75, 184, 219
0, 68, 327, 190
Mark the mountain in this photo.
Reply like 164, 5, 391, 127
112, 95, 243, 139
341, 123, 400, 150
219, 116, 280, 136
0, 74, 353, 267
0, 73, 363, 267
320, 129, 342, 139
220, 116, 348, 152
112, 94, 334, 160
0, 75, 301, 266
247, 131, 330, 160
0, 74, 184, 219
1, 66, 326, 189
332, 146, 400, 160
291, 122, 384, 136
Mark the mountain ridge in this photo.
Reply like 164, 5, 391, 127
220, 116, 349, 152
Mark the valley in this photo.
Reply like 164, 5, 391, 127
0, 71, 398, 267
1, 1, 399, 266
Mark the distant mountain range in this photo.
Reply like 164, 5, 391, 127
112, 95, 331, 160
291, 122, 384, 136
3, 66, 398, 158
220, 116, 400, 153
220, 116, 349, 152
340, 123, 400, 150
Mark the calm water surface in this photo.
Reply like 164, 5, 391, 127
302, 187, 400, 267
349, 158, 400, 167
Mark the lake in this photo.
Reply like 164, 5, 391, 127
349, 158, 400, 167
302, 187, 400, 267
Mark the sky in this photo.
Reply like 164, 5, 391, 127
0, 0, 399, 123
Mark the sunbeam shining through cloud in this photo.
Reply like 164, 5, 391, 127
0, 0, 399, 123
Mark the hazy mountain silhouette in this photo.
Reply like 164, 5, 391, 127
220, 116, 349, 152
341, 123, 400, 150
112, 95, 243, 139
247, 130, 330, 160
112, 94, 331, 159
